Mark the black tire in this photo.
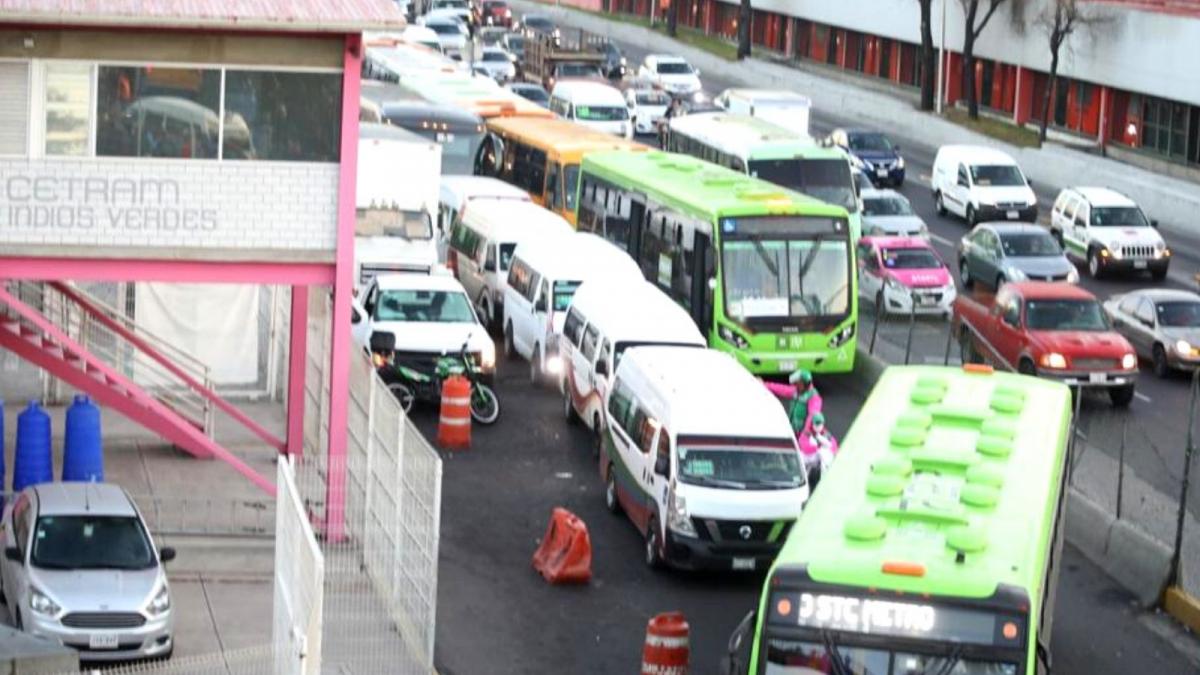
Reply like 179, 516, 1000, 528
966, 205, 977, 227
470, 383, 501, 424
935, 191, 947, 217
503, 323, 517, 361
959, 259, 973, 289
529, 344, 543, 385
1087, 250, 1104, 279
563, 382, 579, 424
875, 290, 886, 315
1018, 358, 1037, 376
959, 328, 980, 364
644, 518, 664, 569
387, 381, 416, 413
14, 609, 23, 631
1109, 384, 1136, 408
604, 464, 621, 515
995, 274, 1007, 291
1153, 344, 1170, 379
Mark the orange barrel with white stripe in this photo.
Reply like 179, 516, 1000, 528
437, 375, 472, 450
641, 611, 689, 675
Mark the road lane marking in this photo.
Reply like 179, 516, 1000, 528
929, 232, 956, 248
1134, 391, 1152, 403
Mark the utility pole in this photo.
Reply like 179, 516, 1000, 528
935, 0, 947, 114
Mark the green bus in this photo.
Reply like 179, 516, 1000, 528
575, 150, 857, 375
665, 113, 863, 241
726, 364, 1072, 674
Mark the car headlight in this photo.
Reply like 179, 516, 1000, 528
1177, 339, 1193, 355
918, 224, 929, 237
1066, 267, 1079, 284
718, 324, 750, 350
1006, 266, 1027, 281
1040, 352, 1067, 369
884, 276, 903, 291
667, 486, 697, 536
30, 588, 62, 617
828, 323, 855, 349
897, 156, 905, 169
1122, 353, 1138, 370
146, 585, 171, 617
481, 343, 496, 369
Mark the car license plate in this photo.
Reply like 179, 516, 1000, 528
779, 360, 797, 373
1089, 372, 1108, 383
1006, 210, 1019, 219
876, 168, 888, 178
732, 557, 756, 571
1134, 260, 1147, 269
917, 295, 936, 306
89, 634, 119, 650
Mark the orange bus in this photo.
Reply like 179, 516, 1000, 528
475, 116, 647, 224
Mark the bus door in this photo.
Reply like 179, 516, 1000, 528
692, 231, 714, 332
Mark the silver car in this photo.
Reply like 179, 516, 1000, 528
1, 483, 175, 661
957, 222, 1079, 289
473, 46, 516, 82
861, 188, 928, 238
1104, 288, 1200, 377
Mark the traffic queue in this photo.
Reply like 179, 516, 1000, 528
348, 5, 1195, 674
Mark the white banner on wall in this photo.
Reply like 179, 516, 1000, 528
135, 283, 260, 386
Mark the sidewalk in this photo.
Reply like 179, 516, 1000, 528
513, 0, 1200, 241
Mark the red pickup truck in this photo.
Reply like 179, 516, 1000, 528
953, 282, 1139, 406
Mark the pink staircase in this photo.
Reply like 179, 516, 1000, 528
0, 283, 278, 496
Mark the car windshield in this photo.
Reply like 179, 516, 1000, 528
428, 22, 462, 35
525, 17, 552, 29
848, 132, 893, 152
748, 158, 857, 211
553, 280, 582, 312
356, 208, 433, 240
1000, 232, 1060, 257
558, 63, 602, 78
863, 196, 913, 216
970, 164, 1025, 187
677, 445, 803, 489
436, 0, 469, 8
1156, 301, 1200, 327
763, 639, 1018, 674
564, 164, 581, 211
656, 61, 693, 74
375, 289, 477, 323
514, 86, 549, 103
882, 247, 942, 270
507, 36, 525, 51
1025, 299, 1109, 331
32, 515, 156, 570
482, 51, 508, 62
1091, 206, 1149, 227
635, 91, 671, 105
722, 237, 851, 320
576, 104, 629, 121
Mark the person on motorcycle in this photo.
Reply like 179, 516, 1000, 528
800, 412, 838, 488
762, 369, 822, 436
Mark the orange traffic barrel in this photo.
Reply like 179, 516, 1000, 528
641, 612, 689, 675
437, 375, 471, 450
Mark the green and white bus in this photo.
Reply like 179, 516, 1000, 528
575, 150, 857, 375
726, 364, 1072, 675
665, 113, 862, 241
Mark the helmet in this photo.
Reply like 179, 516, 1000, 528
811, 412, 826, 429
789, 369, 813, 387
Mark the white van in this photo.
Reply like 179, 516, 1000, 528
714, 88, 812, 139
932, 145, 1038, 226
438, 176, 531, 256
548, 81, 633, 139
446, 199, 573, 331
561, 278, 706, 439
602, 346, 809, 571
503, 232, 642, 383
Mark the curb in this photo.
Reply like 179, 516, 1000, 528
845, 349, 1175, 610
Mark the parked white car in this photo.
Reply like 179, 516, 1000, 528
624, 86, 671, 135
1, 483, 176, 662
1050, 186, 1169, 280
931, 145, 1037, 226
637, 54, 701, 96
473, 46, 516, 82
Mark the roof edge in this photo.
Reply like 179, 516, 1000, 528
0, 13, 404, 35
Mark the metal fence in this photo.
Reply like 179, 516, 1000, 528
273, 458, 325, 675
75, 645, 275, 675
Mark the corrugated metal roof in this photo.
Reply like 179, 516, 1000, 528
0, 0, 406, 34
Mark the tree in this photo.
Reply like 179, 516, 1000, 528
737, 0, 752, 60
918, 0, 935, 111
667, 0, 678, 37
957, 0, 1008, 119
1036, 0, 1109, 143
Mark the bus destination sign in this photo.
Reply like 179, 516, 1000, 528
720, 216, 845, 237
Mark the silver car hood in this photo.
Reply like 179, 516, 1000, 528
1160, 327, 1200, 344
31, 566, 161, 613
864, 214, 926, 235
1004, 255, 1074, 277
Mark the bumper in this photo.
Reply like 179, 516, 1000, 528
723, 344, 855, 375
27, 613, 173, 662
977, 203, 1038, 222
634, 116, 662, 134
1036, 368, 1137, 389
881, 285, 956, 315
663, 529, 783, 572
867, 165, 905, 185
1097, 256, 1169, 275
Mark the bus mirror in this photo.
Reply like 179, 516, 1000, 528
724, 609, 756, 675
707, 277, 717, 291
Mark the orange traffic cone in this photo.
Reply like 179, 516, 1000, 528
437, 375, 471, 450
641, 612, 689, 675
531, 507, 592, 584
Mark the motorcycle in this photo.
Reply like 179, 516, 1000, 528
370, 332, 501, 425
762, 379, 839, 488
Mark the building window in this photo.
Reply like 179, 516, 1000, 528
224, 71, 341, 162
1142, 96, 1191, 161
96, 66, 222, 159
0, 62, 30, 156
44, 62, 93, 157
878, 39, 892, 80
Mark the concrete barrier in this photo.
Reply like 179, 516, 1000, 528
0, 625, 78, 674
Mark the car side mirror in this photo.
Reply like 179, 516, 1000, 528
595, 359, 608, 376
1150, 219, 1159, 229
159, 547, 176, 564
694, 68, 701, 77
1026, 178, 1034, 188
894, 145, 902, 152
654, 452, 670, 477
4, 547, 22, 563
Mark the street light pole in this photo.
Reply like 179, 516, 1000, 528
935, 0, 947, 114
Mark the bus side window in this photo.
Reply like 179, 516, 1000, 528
546, 162, 562, 211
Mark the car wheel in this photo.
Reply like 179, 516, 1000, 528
1018, 358, 1037, 376
605, 464, 621, 514
1109, 384, 1136, 408
959, 328, 980, 364
959, 260, 973, 289
504, 323, 517, 361
14, 609, 23, 631
644, 518, 664, 569
1087, 250, 1103, 279
1153, 344, 1170, 379
966, 205, 977, 227
529, 344, 542, 385
935, 191, 947, 217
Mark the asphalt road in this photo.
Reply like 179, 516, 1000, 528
586, 33, 1200, 503
424, 365, 1198, 674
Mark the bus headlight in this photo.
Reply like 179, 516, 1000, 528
719, 324, 750, 350
827, 323, 855, 349
667, 486, 697, 537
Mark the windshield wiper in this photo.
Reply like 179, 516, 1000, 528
748, 478, 802, 489
687, 475, 747, 489
922, 644, 965, 675
820, 630, 854, 675
749, 235, 780, 278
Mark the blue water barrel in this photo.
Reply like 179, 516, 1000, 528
13, 400, 53, 492
63, 394, 103, 482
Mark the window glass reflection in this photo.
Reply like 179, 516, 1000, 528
44, 63, 92, 156
97, 66, 221, 158
223, 71, 341, 162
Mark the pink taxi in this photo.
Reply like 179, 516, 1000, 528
857, 236, 957, 316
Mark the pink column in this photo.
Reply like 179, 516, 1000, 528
287, 285, 309, 457
325, 34, 363, 540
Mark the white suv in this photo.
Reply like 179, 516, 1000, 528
1049, 186, 1169, 280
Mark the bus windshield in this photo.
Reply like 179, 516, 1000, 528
404, 126, 485, 174
677, 445, 803, 490
722, 237, 850, 321
748, 158, 856, 211
762, 638, 1018, 674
